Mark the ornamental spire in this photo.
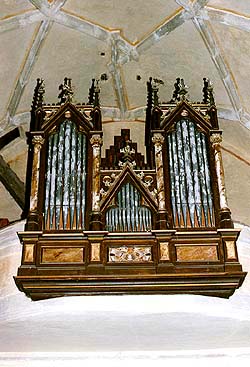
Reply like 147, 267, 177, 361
58, 77, 74, 104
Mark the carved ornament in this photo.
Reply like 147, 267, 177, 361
32, 135, 44, 147
109, 246, 152, 263
181, 109, 189, 117
152, 133, 164, 146
90, 134, 103, 147
100, 173, 118, 198
210, 133, 222, 145
65, 110, 71, 118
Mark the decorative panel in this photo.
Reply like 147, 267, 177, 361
167, 118, 215, 228
91, 243, 101, 261
225, 241, 237, 260
109, 246, 152, 262
176, 245, 218, 261
105, 183, 152, 232
159, 242, 170, 261
41, 247, 84, 263
23, 244, 35, 262
44, 120, 87, 230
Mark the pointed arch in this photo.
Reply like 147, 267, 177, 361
100, 165, 157, 232
105, 182, 153, 232
161, 100, 214, 133
42, 102, 93, 136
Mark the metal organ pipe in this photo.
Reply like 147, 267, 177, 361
167, 119, 215, 228
44, 120, 87, 230
106, 183, 152, 232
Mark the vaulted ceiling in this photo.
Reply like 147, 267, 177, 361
1, 0, 250, 224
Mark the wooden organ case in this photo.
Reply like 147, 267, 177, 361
14, 77, 246, 300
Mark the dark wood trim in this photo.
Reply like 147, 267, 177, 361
14, 269, 246, 300
162, 100, 213, 133
42, 102, 93, 135
100, 164, 158, 214
0, 127, 20, 150
0, 154, 25, 210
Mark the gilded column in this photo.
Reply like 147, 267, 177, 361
30, 135, 44, 211
210, 132, 233, 228
152, 132, 168, 229
90, 134, 103, 229
26, 134, 44, 230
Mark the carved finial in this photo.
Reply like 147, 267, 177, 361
146, 77, 153, 110
119, 140, 136, 167
210, 132, 222, 146
152, 83, 159, 107
58, 77, 74, 104
207, 79, 215, 106
31, 78, 45, 111
171, 77, 180, 102
203, 78, 215, 105
37, 79, 45, 107
152, 78, 164, 107
179, 78, 188, 100
145, 77, 153, 165
94, 79, 100, 107
171, 77, 188, 102
88, 78, 95, 104
202, 77, 209, 104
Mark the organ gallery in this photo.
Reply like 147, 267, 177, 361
14, 77, 246, 300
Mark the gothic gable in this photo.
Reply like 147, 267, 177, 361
41, 102, 93, 136
161, 100, 213, 134
100, 164, 158, 213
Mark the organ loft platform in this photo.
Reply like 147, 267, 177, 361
14, 77, 246, 300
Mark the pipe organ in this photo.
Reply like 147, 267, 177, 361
14, 77, 246, 300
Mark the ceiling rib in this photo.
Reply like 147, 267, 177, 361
193, 17, 244, 123
206, 7, 250, 128
10, 112, 30, 128
0, 10, 43, 34
207, 7, 250, 33
136, 10, 184, 55
28, 0, 59, 16
108, 34, 129, 118
53, 10, 110, 41
174, 0, 247, 126
49, 0, 69, 14
3, 1, 71, 129
136, 0, 208, 56
5, 19, 52, 127
28, 0, 109, 41
1, 0, 249, 129
0, 155, 25, 210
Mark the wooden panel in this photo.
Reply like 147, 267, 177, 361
176, 244, 218, 261
41, 247, 84, 263
91, 243, 101, 261
15, 230, 246, 300
160, 242, 170, 261
23, 244, 35, 262
225, 240, 237, 260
